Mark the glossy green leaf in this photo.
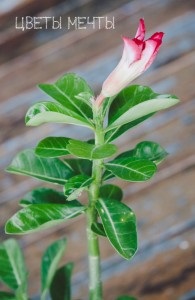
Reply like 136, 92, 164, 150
20, 188, 66, 206
64, 174, 93, 200
39, 73, 93, 121
108, 85, 179, 125
63, 158, 92, 176
50, 263, 74, 300
67, 140, 117, 159
117, 141, 167, 165
105, 114, 153, 143
116, 150, 134, 160
133, 141, 168, 164
105, 157, 157, 182
5, 202, 85, 234
6, 149, 74, 185
105, 85, 179, 141
25, 101, 93, 128
100, 184, 123, 201
107, 97, 179, 130
91, 222, 106, 237
35, 137, 70, 157
0, 239, 27, 293
0, 292, 16, 300
41, 238, 67, 300
116, 296, 137, 300
75, 92, 93, 107
96, 199, 137, 259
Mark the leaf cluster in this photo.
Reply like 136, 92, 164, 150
5, 73, 178, 261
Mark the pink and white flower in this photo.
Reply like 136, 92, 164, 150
96, 19, 164, 106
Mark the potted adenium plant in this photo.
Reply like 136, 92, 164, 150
0, 19, 179, 300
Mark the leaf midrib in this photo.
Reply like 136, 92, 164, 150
54, 84, 92, 123
98, 200, 129, 257
106, 161, 151, 177
7, 167, 66, 184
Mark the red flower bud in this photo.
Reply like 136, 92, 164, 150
96, 19, 164, 106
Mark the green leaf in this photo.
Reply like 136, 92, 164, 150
67, 140, 117, 159
96, 199, 137, 259
107, 97, 179, 130
105, 85, 179, 141
108, 85, 179, 125
50, 263, 74, 300
100, 184, 123, 201
5, 202, 85, 234
39, 73, 93, 122
0, 292, 16, 300
105, 114, 153, 143
41, 238, 67, 300
6, 149, 74, 185
116, 296, 137, 300
105, 157, 157, 182
35, 137, 70, 157
116, 150, 135, 160
25, 101, 93, 128
117, 141, 167, 165
0, 239, 27, 293
64, 174, 93, 200
133, 141, 168, 164
63, 158, 92, 176
20, 188, 66, 206
91, 222, 106, 237
75, 92, 93, 107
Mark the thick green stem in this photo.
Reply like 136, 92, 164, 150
86, 110, 104, 300
16, 289, 28, 300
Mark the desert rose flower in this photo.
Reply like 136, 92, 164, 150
96, 19, 164, 106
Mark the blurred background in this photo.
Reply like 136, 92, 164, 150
0, 0, 195, 299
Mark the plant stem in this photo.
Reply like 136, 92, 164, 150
86, 110, 104, 300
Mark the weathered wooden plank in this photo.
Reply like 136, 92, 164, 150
104, 230, 195, 300
0, 0, 194, 102
0, 0, 194, 298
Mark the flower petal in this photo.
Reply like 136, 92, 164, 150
144, 32, 164, 69
135, 18, 145, 41
122, 36, 142, 64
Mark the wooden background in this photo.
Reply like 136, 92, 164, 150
0, 0, 195, 299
